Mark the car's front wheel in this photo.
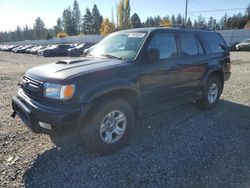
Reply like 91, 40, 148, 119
195, 75, 222, 110
81, 98, 135, 154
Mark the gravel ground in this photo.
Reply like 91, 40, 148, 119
0, 51, 249, 188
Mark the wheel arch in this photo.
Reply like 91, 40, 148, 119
203, 68, 224, 92
86, 87, 140, 117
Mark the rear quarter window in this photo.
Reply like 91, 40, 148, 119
200, 32, 227, 53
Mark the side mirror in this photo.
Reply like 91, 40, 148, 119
147, 48, 160, 63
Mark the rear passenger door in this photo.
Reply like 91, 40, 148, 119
177, 32, 208, 96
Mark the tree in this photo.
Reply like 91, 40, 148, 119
23, 25, 33, 40
57, 32, 68, 38
53, 18, 63, 36
92, 4, 103, 34
118, 0, 124, 29
82, 8, 95, 34
100, 18, 115, 36
15, 26, 23, 41
118, 0, 131, 29
207, 17, 214, 29
247, 4, 250, 19
130, 13, 141, 28
186, 17, 192, 28
62, 7, 75, 35
33, 17, 46, 40
124, 0, 131, 29
160, 16, 171, 27
72, 0, 81, 34
197, 15, 206, 29
176, 14, 182, 26
171, 15, 176, 27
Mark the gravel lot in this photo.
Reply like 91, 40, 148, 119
0, 51, 249, 188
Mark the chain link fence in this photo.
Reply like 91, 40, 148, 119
218, 29, 250, 43
1, 29, 250, 45
1, 35, 105, 45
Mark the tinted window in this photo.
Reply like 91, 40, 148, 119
179, 33, 199, 56
148, 32, 177, 59
200, 32, 226, 53
197, 38, 205, 54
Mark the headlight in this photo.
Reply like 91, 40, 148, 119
44, 83, 75, 100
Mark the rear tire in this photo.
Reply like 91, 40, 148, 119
195, 75, 222, 110
81, 98, 135, 154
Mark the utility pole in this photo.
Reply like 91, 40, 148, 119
185, 0, 188, 26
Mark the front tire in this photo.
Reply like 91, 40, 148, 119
195, 75, 222, 110
81, 98, 135, 154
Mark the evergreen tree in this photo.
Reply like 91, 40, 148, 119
130, 13, 141, 28
82, 8, 95, 34
23, 25, 33, 40
207, 17, 214, 29
15, 26, 23, 41
186, 17, 192, 28
176, 14, 182, 26
72, 0, 81, 34
171, 15, 176, 27
33, 17, 46, 40
92, 4, 103, 34
62, 7, 75, 35
53, 18, 63, 36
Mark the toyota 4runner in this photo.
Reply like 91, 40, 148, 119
12, 28, 231, 154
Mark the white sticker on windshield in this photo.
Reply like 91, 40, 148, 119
128, 33, 145, 38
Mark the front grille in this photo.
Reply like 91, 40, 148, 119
22, 76, 43, 99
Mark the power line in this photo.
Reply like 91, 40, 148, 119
189, 8, 247, 14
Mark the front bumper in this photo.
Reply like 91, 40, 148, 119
12, 89, 90, 135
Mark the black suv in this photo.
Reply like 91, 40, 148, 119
12, 28, 231, 154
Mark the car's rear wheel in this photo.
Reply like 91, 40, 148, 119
195, 75, 222, 110
81, 98, 135, 154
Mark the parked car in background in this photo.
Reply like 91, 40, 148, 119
27, 46, 46, 54
67, 43, 95, 57
83, 45, 96, 56
12, 46, 23, 52
12, 28, 231, 154
236, 39, 250, 51
227, 41, 239, 51
42, 44, 72, 57
14, 45, 34, 53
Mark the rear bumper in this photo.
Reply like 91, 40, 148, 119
12, 89, 90, 135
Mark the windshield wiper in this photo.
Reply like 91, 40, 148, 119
101, 54, 124, 60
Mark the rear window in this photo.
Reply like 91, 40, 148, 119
200, 32, 226, 53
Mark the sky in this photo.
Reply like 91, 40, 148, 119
0, 0, 249, 32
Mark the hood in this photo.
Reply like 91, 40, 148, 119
25, 57, 126, 82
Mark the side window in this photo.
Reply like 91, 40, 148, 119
200, 32, 227, 53
148, 32, 177, 59
196, 38, 205, 54
179, 33, 199, 56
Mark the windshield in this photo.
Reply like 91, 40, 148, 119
89, 32, 147, 60
47, 45, 58, 49
76, 44, 85, 49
